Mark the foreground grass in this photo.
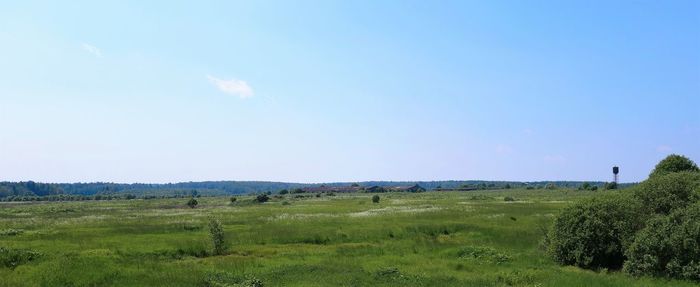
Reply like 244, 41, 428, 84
0, 189, 695, 286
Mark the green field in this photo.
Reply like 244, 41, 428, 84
0, 190, 695, 286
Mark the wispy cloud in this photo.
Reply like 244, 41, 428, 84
81, 43, 102, 57
656, 145, 673, 153
207, 75, 254, 99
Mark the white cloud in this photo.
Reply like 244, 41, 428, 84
207, 75, 254, 99
81, 43, 102, 57
656, 145, 673, 153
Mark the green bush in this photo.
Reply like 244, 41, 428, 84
649, 154, 699, 178
255, 194, 270, 203
624, 203, 700, 280
503, 196, 515, 202
547, 193, 644, 269
0, 229, 23, 236
208, 218, 227, 256
605, 182, 618, 190
372, 195, 380, 203
0, 247, 41, 269
186, 198, 198, 208
633, 171, 700, 215
230, 197, 237, 203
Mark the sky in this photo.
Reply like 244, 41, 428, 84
1, 1, 698, 183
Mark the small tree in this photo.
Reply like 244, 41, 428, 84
547, 193, 644, 269
230, 197, 237, 203
604, 182, 618, 190
278, 189, 289, 195
186, 198, 198, 208
208, 218, 226, 255
255, 194, 269, 203
372, 195, 380, 203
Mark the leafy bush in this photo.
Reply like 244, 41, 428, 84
547, 193, 644, 269
623, 203, 700, 280
208, 218, 227, 256
633, 171, 700, 215
372, 195, 380, 203
230, 197, 237, 203
649, 154, 699, 178
278, 189, 288, 195
604, 182, 618, 190
255, 194, 269, 203
0, 229, 23, 236
0, 247, 41, 269
186, 198, 198, 208
503, 196, 515, 202
579, 182, 591, 190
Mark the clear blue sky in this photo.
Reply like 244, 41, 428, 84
1, 1, 698, 183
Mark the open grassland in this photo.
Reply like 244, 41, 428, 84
0, 190, 696, 286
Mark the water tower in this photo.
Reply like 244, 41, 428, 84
612, 166, 619, 184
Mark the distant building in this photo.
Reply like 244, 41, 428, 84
302, 185, 361, 193
388, 184, 426, 193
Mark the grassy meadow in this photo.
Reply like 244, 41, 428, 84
0, 189, 696, 286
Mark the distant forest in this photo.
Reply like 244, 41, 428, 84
0, 180, 633, 198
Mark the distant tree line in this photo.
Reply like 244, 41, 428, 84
0, 179, 635, 200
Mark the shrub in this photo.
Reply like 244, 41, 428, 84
579, 182, 591, 190
208, 218, 227, 256
624, 203, 700, 280
186, 198, 198, 208
649, 154, 699, 178
255, 194, 269, 203
372, 195, 380, 203
230, 197, 237, 203
547, 192, 644, 269
0, 247, 41, 269
503, 196, 515, 202
278, 189, 289, 195
545, 183, 557, 190
0, 229, 23, 236
633, 171, 700, 215
605, 182, 618, 190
